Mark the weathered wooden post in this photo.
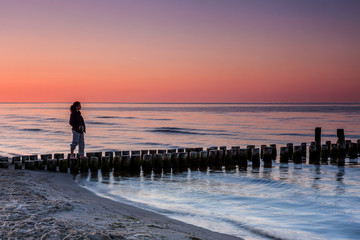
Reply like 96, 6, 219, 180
24, 161, 35, 170
293, 146, 302, 164
171, 153, 180, 173
105, 152, 114, 167
208, 146, 218, 151
263, 147, 272, 168
35, 160, 45, 170
120, 155, 131, 172
337, 142, 346, 160
287, 143, 294, 160
315, 127, 321, 156
349, 143, 358, 159
14, 161, 22, 169
321, 144, 329, 162
95, 152, 103, 168
54, 153, 64, 165
261, 145, 267, 159
162, 153, 172, 173
141, 150, 149, 158
238, 149, 247, 168
216, 149, 224, 167
101, 156, 111, 172
70, 158, 79, 174
231, 147, 239, 164
246, 145, 255, 161
309, 145, 319, 165
131, 154, 141, 174
30, 155, 38, 161
22, 156, 29, 164
158, 150, 166, 154
177, 148, 185, 153
189, 151, 200, 171
179, 152, 188, 172
280, 147, 289, 164
40, 154, 52, 164
12, 156, 21, 164
149, 150, 157, 155
0, 157, 9, 168
270, 144, 277, 160
153, 154, 163, 174
59, 158, 68, 172
199, 151, 208, 171
301, 143, 307, 158
89, 157, 99, 172
195, 147, 204, 152
114, 151, 122, 157
337, 129, 345, 143
208, 150, 217, 167
79, 157, 89, 172
113, 156, 121, 172
167, 149, 176, 154
330, 144, 338, 163
252, 148, 260, 169
325, 141, 331, 152
142, 154, 153, 175
345, 140, 352, 155
47, 159, 57, 172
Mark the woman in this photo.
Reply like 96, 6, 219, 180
69, 101, 86, 158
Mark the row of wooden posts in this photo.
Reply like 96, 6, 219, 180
0, 128, 359, 174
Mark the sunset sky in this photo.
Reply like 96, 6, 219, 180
1, 0, 359, 103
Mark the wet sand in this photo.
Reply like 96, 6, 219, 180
0, 167, 242, 240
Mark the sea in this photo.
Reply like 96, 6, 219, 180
1, 103, 360, 239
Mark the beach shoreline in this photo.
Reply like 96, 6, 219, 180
0, 167, 242, 240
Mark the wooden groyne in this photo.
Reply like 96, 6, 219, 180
0, 128, 359, 174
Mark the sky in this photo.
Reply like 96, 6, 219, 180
0, 0, 359, 103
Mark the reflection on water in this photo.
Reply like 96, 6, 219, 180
77, 163, 360, 240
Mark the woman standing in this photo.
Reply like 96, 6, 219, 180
69, 101, 86, 158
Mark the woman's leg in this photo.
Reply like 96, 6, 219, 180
79, 133, 85, 157
70, 130, 80, 157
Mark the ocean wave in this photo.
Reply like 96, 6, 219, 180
149, 127, 233, 136
21, 128, 44, 132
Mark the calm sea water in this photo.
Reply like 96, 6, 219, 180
1, 103, 360, 239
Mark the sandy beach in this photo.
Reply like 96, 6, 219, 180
0, 167, 242, 240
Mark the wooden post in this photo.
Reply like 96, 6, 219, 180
238, 149, 247, 168
189, 151, 200, 171
105, 152, 114, 167
70, 158, 79, 174
113, 156, 121, 172
22, 156, 29, 164
200, 151, 208, 171
293, 146, 302, 164
220, 146, 227, 151
321, 144, 329, 162
78, 157, 88, 172
162, 153, 172, 173
30, 155, 38, 160
345, 140, 352, 155
14, 161, 22, 169
131, 150, 141, 155
153, 154, 163, 174
142, 154, 153, 174
263, 147, 272, 168
287, 143, 294, 160
179, 152, 188, 171
171, 153, 180, 173
349, 143, 358, 159
131, 155, 141, 174
208, 146, 218, 151
224, 149, 232, 166
24, 161, 35, 170
141, 150, 149, 158
40, 154, 52, 164
122, 151, 130, 156
59, 159, 68, 172
301, 143, 307, 159
280, 147, 289, 164
120, 155, 131, 172
114, 151, 122, 157
337, 142, 346, 160
216, 149, 224, 166
12, 156, 21, 164
47, 159, 57, 171
230, 148, 239, 165
309, 145, 319, 165
315, 127, 321, 156
270, 144, 277, 160
337, 129, 345, 143
330, 144, 338, 163
149, 150, 157, 155
158, 149, 166, 154
35, 160, 45, 170
177, 148, 185, 153
89, 157, 99, 172
208, 150, 217, 167
251, 148, 260, 169
246, 145, 255, 161
101, 156, 111, 172
0, 158, 9, 168
54, 153, 64, 165
261, 145, 267, 159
